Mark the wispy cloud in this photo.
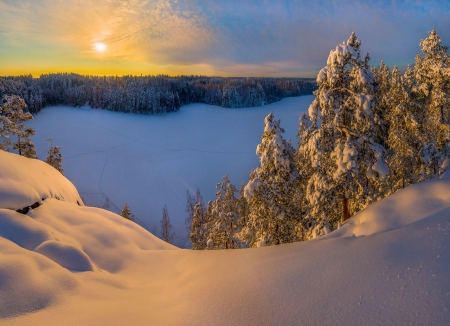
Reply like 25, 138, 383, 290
1, 0, 450, 76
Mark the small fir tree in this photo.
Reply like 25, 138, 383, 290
121, 203, 132, 220
45, 138, 63, 174
160, 205, 174, 244
208, 175, 241, 249
190, 202, 209, 250
185, 187, 204, 233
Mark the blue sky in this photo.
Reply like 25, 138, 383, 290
1, 0, 449, 77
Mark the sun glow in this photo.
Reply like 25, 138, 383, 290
94, 42, 106, 52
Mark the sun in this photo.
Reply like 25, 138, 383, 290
94, 42, 106, 52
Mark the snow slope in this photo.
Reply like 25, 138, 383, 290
0, 150, 83, 209
0, 151, 449, 325
26, 96, 312, 243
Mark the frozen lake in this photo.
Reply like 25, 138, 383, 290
28, 95, 313, 245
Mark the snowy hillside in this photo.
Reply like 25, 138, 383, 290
26, 96, 312, 241
0, 150, 82, 209
0, 151, 448, 325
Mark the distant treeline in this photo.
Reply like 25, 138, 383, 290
0, 74, 317, 114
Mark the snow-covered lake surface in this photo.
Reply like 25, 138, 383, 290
27, 96, 313, 244
0, 149, 448, 325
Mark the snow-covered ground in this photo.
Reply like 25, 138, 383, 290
0, 148, 448, 325
27, 96, 312, 244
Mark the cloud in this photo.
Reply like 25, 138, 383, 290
1, 0, 450, 76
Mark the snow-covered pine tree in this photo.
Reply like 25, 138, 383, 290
160, 205, 174, 244
372, 61, 391, 148
45, 138, 63, 174
185, 187, 204, 234
121, 203, 132, 220
0, 95, 36, 158
414, 29, 450, 178
14, 127, 37, 159
237, 182, 249, 232
243, 112, 301, 247
385, 66, 422, 193
305, 32, 388, 232
207, 175, 241, 249
296, 113, 316, 238
190, 202, 208, 250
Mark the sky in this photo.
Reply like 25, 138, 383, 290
1, 0, 450, 78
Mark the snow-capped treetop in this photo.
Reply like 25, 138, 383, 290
256, 112, 293, 174
419, 28, 448, 57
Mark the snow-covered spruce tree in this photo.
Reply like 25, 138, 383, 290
0, 95, 36, 158
185, 187, 204, 234
207, 175, 241, 249
304, 32, 388, 233
190, 202, 209, 250
14, 127, 37, 159
160, 205, 174, 244
296, 113, 317, 238
372, 61, 391, 148
237, 182, 249, 232
45, 138, 63, 174
385, 66, 422, 193
121, 203, 133, 220
243, 112, 301, 247
414, 29, 450, 179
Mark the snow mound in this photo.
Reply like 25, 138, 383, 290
0, 150, 83, 209
0, 152, 177, 318
35, 240, 93, 272
329, 171, 450, 239
0, 151, 448, 325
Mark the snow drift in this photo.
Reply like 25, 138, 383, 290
0, 150, 83, 209
0, 151, 448, 325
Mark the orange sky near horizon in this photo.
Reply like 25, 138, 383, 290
1, 0, 449, 78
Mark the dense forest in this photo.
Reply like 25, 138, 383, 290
0, 74, 316, 114
184, 29, 450, 249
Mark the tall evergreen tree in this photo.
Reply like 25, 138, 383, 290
0, 95, 36, 158
243, 112, 301, 247
372, 61, 391, 148
237, 182, 249, 233
385, 66, 421, 192
207, 175, 241, 249
304, 32, 388, 233
414, 29, 450, 178
185, 187, 204, 234
190, 202, 208, 249
160, 205, 174, 244
296, 113, 316, 238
